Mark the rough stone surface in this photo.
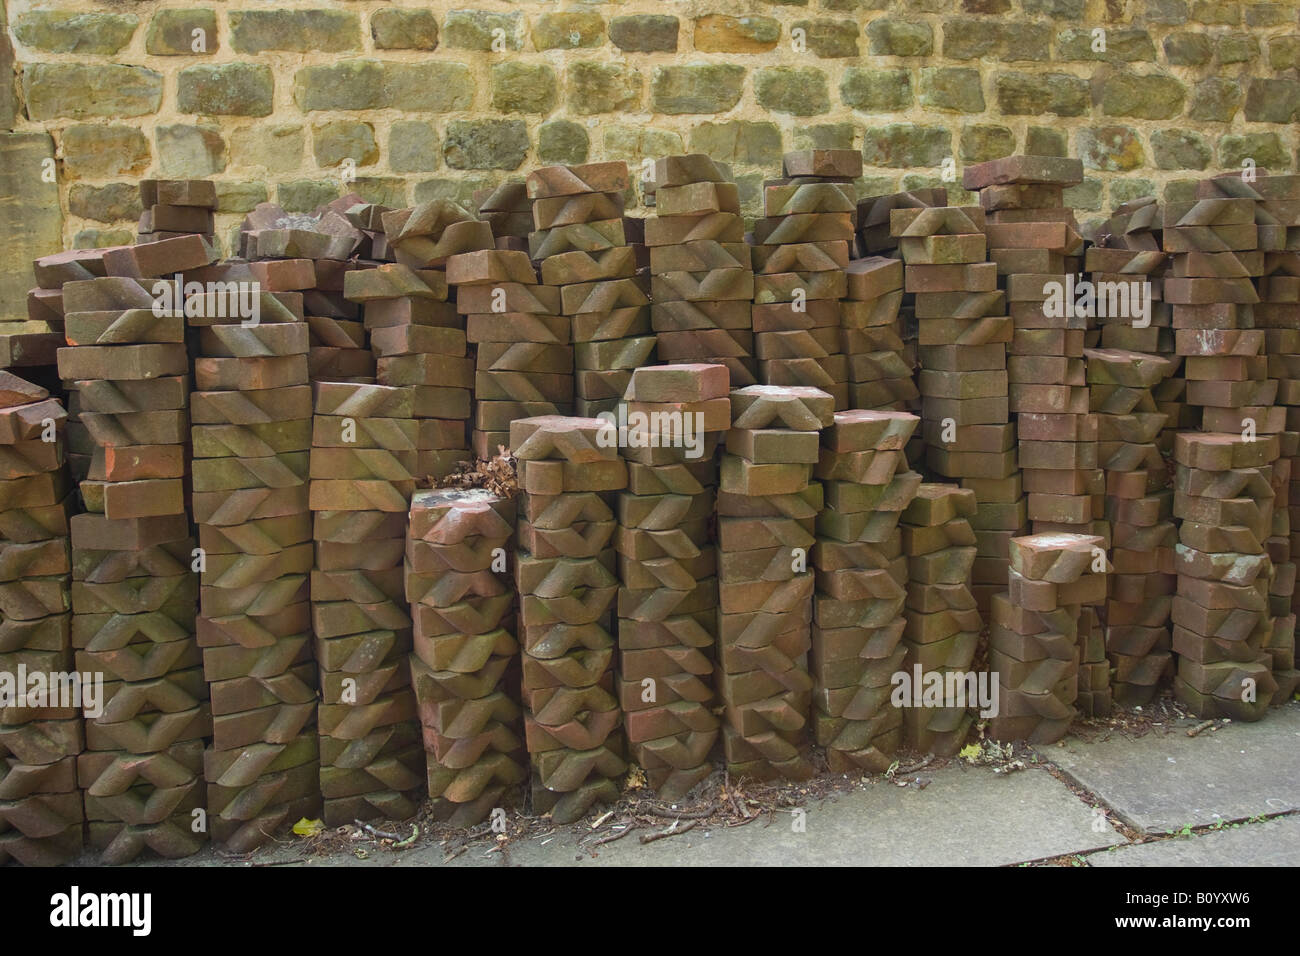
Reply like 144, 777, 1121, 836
1102, 74, 1186, 120
841, 68, 912, 111
178, 63, 274, 117
229, 10, 360, 53
0, 133, 62, 319
0, 0, 1295, 275
69, 182, 141, 222
1218, 132, 1288, 169
960, 124, 1015, 162
538, 120, 589, 164
610, 15, 679, 52
919, 67, 985, 113
12, 11, 138, 54
755, 67, 830, 116
156, 124, 227, 177
371, 9, 439, 50
1077, 126, 1145, 171
533, 12, 605, 50
443, 11, 523, 51
389, 122, 439, 173
231, 125, 305, 174
313, 120, 378, 167
651, 64, 745, 114
444, 120, 530, 170
23, 64, 163, 120
1150, 129, 1212, 170
566, 62, 642, 115
862, 124, 951, 167
690, 121, 783, 165
62, 125, 151, 180
996, 72, 1088, 116
491, 62, 559, 115
146, 10, 218, 56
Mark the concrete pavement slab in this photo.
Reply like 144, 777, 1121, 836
1088, 815, 1300, 867
1041, 702, 1300, 834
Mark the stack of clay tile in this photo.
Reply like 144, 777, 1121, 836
405, 488, 524, 825
1172, 432, 1280, 718
475, 182, 532, 251
616, 364, 727, 799
11, 250, 81, 374
347, 259, 470, 481
854, 187, 948, 259
1197, 171, 1300, 703
842, 255, 915, 411
895, 201, 1016, 617
1083, 347, 1175, 708
988, 531, 1104, 743
528, 162, 652, 420
749, 150, 860, 411
309, 382, 422, 824
511, 415, 626, 822
137, 179, 216, 246
964, 156, 1098, 541
342, 199, 394, 262
899, 483, 979, 755
647, 155, 756, 390
812, 409, 919, 772
377, 198, 492, 476
1163, 192, 1271, 431
717, 384, 829, 781
58, 237, 214, 862
0, 372, 79, 865
241, 197, 372, 383
30, 249, 118, 483
188, 266, 318, 851
1098, 199, 1192, 455
1163, 188, 1298, 712
457, 188, 577, 457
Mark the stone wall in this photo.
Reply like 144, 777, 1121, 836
3, 0, 1299, 315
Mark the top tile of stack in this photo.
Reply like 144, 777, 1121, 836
962, 156, 1084, 191
526, 161, 631, 199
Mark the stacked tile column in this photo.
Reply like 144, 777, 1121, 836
459, 257, 570, 461
843, 256, 916, 412
346, 262, 470, 479
1172, 433, 1279, 719
718, 385, 830, 782
989, 532, 1105, 744
812, 409, 919, 773
137, 179, 216, 246
190, 281, 319, 852
309, 382, 423, 824
648, 154, 757, 390
899, 484, 979, 756
1084, 348, 1176, 708
0, 374, 79, 865
511, 415, 625, 822
751, 150, 859, 411
897, 205, 1015, 619
527, 162, 653, 420
617, 364, 728, 799
61, 238, 213, 863
1196, 171, 1300, 705
406, 488, 525, 826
